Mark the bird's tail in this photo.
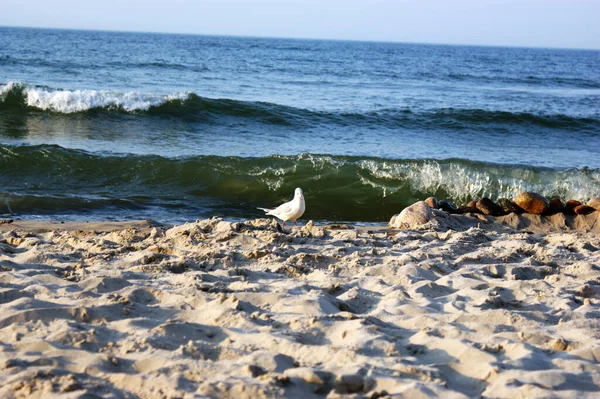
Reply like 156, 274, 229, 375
257, 207, 273, 215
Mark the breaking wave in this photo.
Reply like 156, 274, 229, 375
1, 82, 599, 131
1, 145, 598, 221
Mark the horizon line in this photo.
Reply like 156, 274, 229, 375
2, 24, 599, 52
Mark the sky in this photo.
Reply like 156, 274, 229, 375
1, 0, 600, 49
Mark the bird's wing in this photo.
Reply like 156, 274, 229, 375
272, 201, 294, 216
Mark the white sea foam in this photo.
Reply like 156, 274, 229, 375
0, 82, 18, 97
356, 158, 600, 203
0, 82, 189, 113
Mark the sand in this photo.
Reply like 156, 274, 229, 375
0, 213, 599, 398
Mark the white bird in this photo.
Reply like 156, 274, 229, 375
258, 187, 306, 229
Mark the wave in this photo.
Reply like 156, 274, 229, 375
415, 70, 600, 89
0, 82, 190, 113
1, 145, 598, 221
445, 73, 600, 89
2, 83, 599, 131
0, 55, 209, 73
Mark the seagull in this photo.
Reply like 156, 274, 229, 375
258, 187, 306, 229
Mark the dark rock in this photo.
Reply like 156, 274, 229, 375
497, 198, 522, 215
564, 200, 582, 214
458, 206, 479, 214
548, 198, 564, 214
587, 197, 600, 211
476, 197, 499, 216
574, 205, 594, 215
513, 192, 549, 215
439, 200, 460, 214
424, 197, 438, 209
576, 284, 595, 298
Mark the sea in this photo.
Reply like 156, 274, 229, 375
1, 26, 599, 223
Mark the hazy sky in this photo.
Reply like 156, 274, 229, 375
2, 0, 600, 49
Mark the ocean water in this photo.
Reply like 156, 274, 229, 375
1, 26, 599, 222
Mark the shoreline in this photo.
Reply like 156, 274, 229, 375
0, 214, 599, 397
1, 210, 599, 234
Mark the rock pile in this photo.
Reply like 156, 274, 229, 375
389, 193, 600, 227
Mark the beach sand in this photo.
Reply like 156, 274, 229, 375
0, 213, 599, 398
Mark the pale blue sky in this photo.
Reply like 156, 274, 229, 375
2, 0, 600, 49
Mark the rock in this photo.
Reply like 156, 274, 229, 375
564, 200, 582, 214
576, 284, 595, 298
574, 205, 594, 215
424, 197, 438, 209
388, 201, 433, 228
476, 198, 499, 216
438, 200, 459, 214
458, 206, 479, 214
497, 198, 522, 215
548, 198, 564, 214
587, 197, 600, 211
513, 192, 549, 215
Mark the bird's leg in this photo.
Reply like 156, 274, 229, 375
282, 221, 285, 229
294, 220, 297, 227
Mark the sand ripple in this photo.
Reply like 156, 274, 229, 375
0, 216, 599, 398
